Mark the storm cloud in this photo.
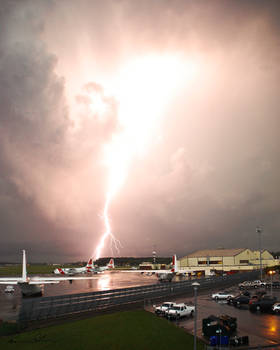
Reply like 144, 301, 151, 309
0, 0, 280, 261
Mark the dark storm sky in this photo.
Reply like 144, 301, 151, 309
0, 0, 280, 262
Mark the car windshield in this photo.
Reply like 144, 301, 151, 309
162, 304, 171, 307
172, 306, 181, 311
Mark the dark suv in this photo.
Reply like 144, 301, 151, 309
249, 296, 277, 312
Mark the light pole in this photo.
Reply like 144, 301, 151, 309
192, 281, 200, 350
256, 226, 263, 280
269, 270, 276, 296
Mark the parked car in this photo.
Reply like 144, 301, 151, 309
165, 303, 195, 320
272, 303, 280, 314
252, 280, 266, 287
248, 291, 267, 305
228, 291, 251, 305
230, 295, 250, 308
239, 280, 266, 290
4, 285, 15, 293
154, 302, 175, 315
212, 291, 234, 301
265, 281, 280, 289
238, 281, 253, 290
249, 296, 277, 312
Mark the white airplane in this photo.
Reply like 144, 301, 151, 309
122, 255, 183, 282
0, 250, 98, 297
53, 258, 95, 275
54, 258, 114, 275
92, 258, 114, 273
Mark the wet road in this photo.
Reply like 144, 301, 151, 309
148, 285, 280, 348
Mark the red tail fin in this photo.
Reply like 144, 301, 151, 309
170, 255, 177, 273
107, 258, 114, 269
86, 258, 93, 268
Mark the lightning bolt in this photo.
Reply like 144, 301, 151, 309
94, 192, 122, 261
92, 54, 195, 261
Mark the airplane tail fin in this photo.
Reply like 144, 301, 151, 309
170, 254, 177, 273
86, 258, 94, 268
107, 258, 114, 269
55, 268, 65, 275
22, 250, 27, 282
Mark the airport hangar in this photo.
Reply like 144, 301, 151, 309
177, 248, 279, 276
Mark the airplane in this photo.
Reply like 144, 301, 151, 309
92, 258, 114, 273
54, 258, 114, 275
121, 255, 183, 282
0, 250, 99, 297
53, 258, 94, 275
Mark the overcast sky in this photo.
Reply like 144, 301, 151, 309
1, 0, 280, 262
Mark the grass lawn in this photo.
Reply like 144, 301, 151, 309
0, 310, 205, 350
0, 265, 65, 275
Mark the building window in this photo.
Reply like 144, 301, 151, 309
240, 260, 249, 264
209, 260, 222, 265
198, 261, 207, 265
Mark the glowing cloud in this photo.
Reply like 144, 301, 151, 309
93, 54, 196, 260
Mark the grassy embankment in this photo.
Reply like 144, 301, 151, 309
0, 310, 205, 350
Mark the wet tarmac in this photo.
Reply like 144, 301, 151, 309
0, 271, 165, 321
148, 285, 280, 348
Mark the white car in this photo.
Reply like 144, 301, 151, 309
4, 285, 15, 293
165, 303, 195, 320
272, 303, 280, 313
212, 291, 234, 300
154, 302, 175, 315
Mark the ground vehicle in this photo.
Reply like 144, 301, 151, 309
249, 296, 277, 312
202, 315, 237, 337
154, 302, 175, 315
252, 280, 266, 287
165, 303, 195, 320
266, 281, 280, 289
228, 295, 250, 307
238, 281, 253, 289
239, 280, 266, 289
212, 291, 234, 300
4, 285, 15, 293
272, 303, 280, 313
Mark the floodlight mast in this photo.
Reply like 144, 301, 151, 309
256, 226, 263, 280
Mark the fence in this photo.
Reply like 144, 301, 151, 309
18, 270, 259, 323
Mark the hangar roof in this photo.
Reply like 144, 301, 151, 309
185, 248, 246, 258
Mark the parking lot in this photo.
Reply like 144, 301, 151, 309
147, 284, 280, 348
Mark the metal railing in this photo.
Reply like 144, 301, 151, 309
18, 271, 259, 323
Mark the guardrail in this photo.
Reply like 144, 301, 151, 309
18, 271, 259, 323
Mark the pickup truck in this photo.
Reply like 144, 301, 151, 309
154, 302, 175, 315
239, 280, 266, 289
165, 303, 195, 320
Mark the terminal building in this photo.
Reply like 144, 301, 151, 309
178, 248, 279, 276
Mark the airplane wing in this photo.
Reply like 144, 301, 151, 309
30, 276, 99, 282
29, 281, 60, 284
0, 277, 22, 281
120, 270, 172, 274
0, 281, 19, 284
